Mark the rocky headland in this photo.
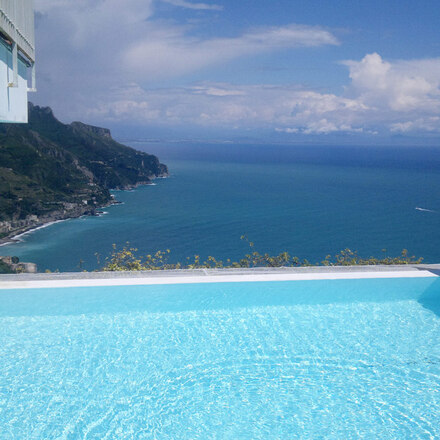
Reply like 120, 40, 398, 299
0, 103, 168, 244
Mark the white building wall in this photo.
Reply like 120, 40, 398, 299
0, 41, 28, 123
0, 0, 34, 123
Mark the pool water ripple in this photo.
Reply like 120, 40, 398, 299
0, 281, 440, 439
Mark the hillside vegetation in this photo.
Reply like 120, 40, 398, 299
0, 103, 167, 238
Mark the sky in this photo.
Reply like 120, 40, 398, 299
32, 0, 440, 144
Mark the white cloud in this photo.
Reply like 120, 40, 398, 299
191, 86, 245, 96
33, 0, 338, 113
390, 117, 440, 133
86, 83, 368, 136
123, 24, 338, 78
341, 53, 440, 134
161, 0, 223, 11
35, 0, 155, 47
34, 0, 73, 12
276, 128, 299, 134
32, 0, 440, 138
344, 53, 440, 113
84, 52, 440, 136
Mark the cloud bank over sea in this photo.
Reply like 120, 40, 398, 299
33, 0, 440, 141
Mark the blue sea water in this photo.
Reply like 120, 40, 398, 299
2, 143, 440, 272
1, 278, 440, 438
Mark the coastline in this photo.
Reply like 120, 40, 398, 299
0, 219, 72, 247
0, 175, 168, 249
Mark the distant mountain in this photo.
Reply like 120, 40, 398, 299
0, 103, 168, 240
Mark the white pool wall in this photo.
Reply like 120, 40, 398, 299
0, 265, 439, 290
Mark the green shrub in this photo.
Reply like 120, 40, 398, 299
0, 260, 15, 274
99, 237, 423, 271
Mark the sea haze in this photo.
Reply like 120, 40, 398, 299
2, 143, 440, 272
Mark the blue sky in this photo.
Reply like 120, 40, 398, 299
33, 0, 440, 143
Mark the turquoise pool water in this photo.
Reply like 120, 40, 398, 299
1, 277, 440, 439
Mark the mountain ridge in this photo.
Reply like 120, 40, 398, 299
0, 103, 168, 241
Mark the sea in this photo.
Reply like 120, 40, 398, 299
2, 142, 440, 272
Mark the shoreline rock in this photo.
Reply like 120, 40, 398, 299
0, 256, 37, 273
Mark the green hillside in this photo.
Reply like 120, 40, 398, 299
0, 104, 167, 236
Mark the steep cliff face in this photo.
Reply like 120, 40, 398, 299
0, 104, 168, 238
26, 103, 168, 189
70, 122, 112, 139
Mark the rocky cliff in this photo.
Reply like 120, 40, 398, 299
0, 103, 168, 240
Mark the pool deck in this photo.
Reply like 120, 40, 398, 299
1, 264, 440, 289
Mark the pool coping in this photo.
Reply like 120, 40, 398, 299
1, 264, 439, 289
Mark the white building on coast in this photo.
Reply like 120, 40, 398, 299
0, 0, 35, 123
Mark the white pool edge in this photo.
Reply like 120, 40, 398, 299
0, 269, 437, 290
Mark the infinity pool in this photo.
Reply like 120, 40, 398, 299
1, 274, 440, 439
